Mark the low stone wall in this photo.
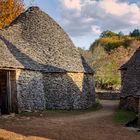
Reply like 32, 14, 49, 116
43, 72, 95, 109
96, 92, 120, 100
16, 70, 46, 112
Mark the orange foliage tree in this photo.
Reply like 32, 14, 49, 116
0, 0, 24, 29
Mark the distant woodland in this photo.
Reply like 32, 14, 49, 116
79, 29, 140, 91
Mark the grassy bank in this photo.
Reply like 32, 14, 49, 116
113, 109, 136, 125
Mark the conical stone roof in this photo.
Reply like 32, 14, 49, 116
0, 6, 93, 73
120, 47, 140, 70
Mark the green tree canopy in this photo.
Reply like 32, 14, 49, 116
100, 30, 118, 38
130, 29, 140, 37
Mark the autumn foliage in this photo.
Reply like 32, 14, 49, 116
0, 0, 24, 29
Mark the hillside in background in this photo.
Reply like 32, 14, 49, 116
79, 30, 140, 91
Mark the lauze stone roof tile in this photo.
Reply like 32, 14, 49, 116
0, 6, 94, 74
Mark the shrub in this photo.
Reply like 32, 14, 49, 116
104, 41, 120, 52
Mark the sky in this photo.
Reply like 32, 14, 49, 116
24, 0, 140, 49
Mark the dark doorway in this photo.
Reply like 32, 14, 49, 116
0, 71, 10, 114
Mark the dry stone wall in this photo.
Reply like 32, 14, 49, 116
121, 68, 137, 97
119, 97, 139, 112
120, 67, 140, 111
43, 72, 95, 109
96, 92, 120, 100
16, 70, 46, 112
15, 70, 95, 111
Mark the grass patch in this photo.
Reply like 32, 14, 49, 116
19, 101, 102, 117
113, 109, 136, 125
95, 88, 120, 93
96, 88, 112, 92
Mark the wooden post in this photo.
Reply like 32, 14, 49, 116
138, 98, 140, 128
6, 71, 11, 113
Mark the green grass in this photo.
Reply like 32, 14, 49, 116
96, 88, 112, 92
113, 109, 136, 125
19, 101, 102, 117
96, 88, 120, 92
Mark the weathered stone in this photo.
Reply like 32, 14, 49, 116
96, 92, 120, 100
119, 97, 139, 112
0, 7, 93, 74
15, 70, 95, 111
43, 72, 95, 109
0, 7, 95, 112
16, 70, 46, 112
120, 48, 140, 112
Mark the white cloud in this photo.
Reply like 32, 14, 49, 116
92, 25, 101, 35
58, 0, 140, 47
100, 0, 138, 16
62, 0, 81, 10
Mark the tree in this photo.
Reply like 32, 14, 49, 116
100, 30, 118, 38
0, 0, 24, 29
130, 29, 140, 37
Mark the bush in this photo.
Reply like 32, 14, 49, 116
104, 42, 120, 52
130, 29, 140, 37
122, 38, 133, 48
136, 35, 140, 40
100, 30, 118, 38
104, 37, 132, 53
95, 75, 120, 91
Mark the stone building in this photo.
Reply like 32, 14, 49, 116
138, 105, 140, 128
119, 47, 140, 112
0, 7, 95, 114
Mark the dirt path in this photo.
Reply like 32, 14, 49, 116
49, 100, 118, 122
0, 100, 139, 140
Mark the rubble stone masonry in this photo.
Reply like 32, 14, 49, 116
15, 70, 95, 111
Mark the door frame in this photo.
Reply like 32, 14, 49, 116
6, 71, 12, 113
0, 69, 17, 114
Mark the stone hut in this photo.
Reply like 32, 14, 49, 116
0, 7, 95, 114
119, 47, 140, 113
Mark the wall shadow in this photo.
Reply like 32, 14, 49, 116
0, 36, 65, 72
81, 56, 95, 108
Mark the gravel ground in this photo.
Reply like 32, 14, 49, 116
0, 100, 139, 140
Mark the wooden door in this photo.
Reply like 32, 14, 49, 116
0, 71, 9, 114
